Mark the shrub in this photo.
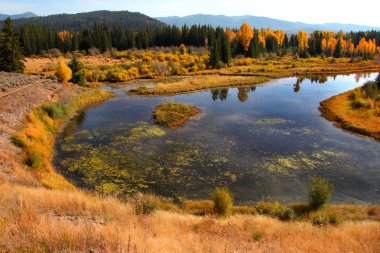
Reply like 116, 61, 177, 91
55, 58, 72, 83
134, 197, 157, 215
211, 186, 233, 216
25, 153, 42, 169
68, 57, 87, 86
256, 201, 295, 221
312, 213, 340, 226
308, 177, 334, 210
42, 103, 69, 120
252, 232, 263, 241
10, 136, 26, 148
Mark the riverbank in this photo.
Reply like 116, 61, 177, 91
130, 57, 380, 95
320, 87, 380, 141
25, 55, 380, 95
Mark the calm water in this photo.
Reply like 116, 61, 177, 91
54, 73, 380, 204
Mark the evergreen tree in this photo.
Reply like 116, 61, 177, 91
68, 57, 86, 86
209, 40, 221, 68
247, 30, 260, 58
0, 18, 25, 72
333, 38, 343, 58
221, 35, 231, 64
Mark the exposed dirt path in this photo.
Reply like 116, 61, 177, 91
0, 72, 73, 185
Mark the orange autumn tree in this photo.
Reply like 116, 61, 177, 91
238, 22, 254, 51
297, 30, 309, 57
225, 29, 237, 43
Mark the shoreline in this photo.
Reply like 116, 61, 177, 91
320, 89, 380, 142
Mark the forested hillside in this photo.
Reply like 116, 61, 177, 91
0, 12, 37, 21
0, 10, 164, 31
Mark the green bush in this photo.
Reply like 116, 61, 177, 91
134, 198, 157, 215
42, 103, 69, 120
25, 153, 42, 169
256, 201, 295, 221
308, 177, 334, 210
312, 213, 340, 226
10, 136, 26, 148
252, 232, 263, 241
211, 186, 233, 216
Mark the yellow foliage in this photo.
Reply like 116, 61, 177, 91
55, 58, 72, 83
297, 30, 309, 55
225, 29, 236, 43
238, 22, 254, 51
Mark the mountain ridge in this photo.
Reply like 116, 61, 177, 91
156, 14, 380, 33
0, 12, 37, 21
0, 10, 164, 31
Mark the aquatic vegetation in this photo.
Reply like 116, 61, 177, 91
153, 102, 200, 128
256, 118, 293, 124
57, 121, 235, 198
263, 150, 347, 176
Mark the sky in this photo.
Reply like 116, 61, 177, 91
1, 0, 380, 26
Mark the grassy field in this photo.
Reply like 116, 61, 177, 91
320, 80, 380, 141
0, 182, 379, 253
153, 102, 200, 128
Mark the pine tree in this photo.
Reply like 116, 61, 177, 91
68, 57, 86, 86
221, 35, 231, 64
333, 38, 343, 58
0, 18, 25, 72
210, 40, 222, 68
247, 30, 260, 58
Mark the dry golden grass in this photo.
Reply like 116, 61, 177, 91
133, 75, 270, 95
320, 88, 380, 141
12, 88, 114, 190
0, 182, 379, 253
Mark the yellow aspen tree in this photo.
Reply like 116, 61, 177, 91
56, 58, 72, 83
275, 30, 285, 46
327, 38, 337, 56
58, 30, 71, 42
321, 38, 327, 54
238, 22, 254, 51
348, 43, 355, 56
225, 29, 237, 43
258, 29, 266, 48
297, 30, 309, 56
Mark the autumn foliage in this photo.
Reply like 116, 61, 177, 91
238, 22, 254, 51
55, 58, 72, 83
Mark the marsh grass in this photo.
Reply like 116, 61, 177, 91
132, 75, 270, 95
11, 88, 114, 190
153, 101, 200, 128
320, 76, 380, 140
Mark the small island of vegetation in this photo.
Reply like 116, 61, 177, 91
153, 101, 200, 128
320, 74, 380, 141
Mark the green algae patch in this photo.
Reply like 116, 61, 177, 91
153, 102, 200, 129
263, 150, 347, 176
56, 121, 236, 198
256, 118, 293, 125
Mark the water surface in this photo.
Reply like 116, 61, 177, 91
54, 73, 380, 204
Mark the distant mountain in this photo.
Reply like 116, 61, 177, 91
2, 10, 164, 31
0, 12, 37, 21
156, 14, 380, 33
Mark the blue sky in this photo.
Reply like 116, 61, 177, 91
1, 0, 380, 26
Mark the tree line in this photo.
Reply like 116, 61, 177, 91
1, 17, 380, 73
